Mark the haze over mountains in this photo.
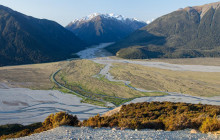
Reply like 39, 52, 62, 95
0, 5, 86, 66
66, 13, 147, 45
106, 2, 220, 59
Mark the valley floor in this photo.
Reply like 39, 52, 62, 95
0, 84, 220, 126
0, 43, 220, 132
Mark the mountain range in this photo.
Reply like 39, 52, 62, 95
1, 1, 220, 67
106, 2, 220, 59
66, 13, 147, 45
0, 5, 86, 66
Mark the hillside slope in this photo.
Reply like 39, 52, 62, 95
66, 13, 147, 45
106, 2, 220, 59
0, 5, 86, 66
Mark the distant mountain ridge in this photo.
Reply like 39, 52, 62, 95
106, 2, 220, 59
0, 5, 86, 66
66, 13, 147, 45
71, 13, 144, 23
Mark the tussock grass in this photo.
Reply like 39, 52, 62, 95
0, 62, 64, 89
56, 60, 167, 99
110, 63, 220, 97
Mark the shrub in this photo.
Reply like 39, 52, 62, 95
0, 112, 79, 139
43, 112, 79, 129
118, 118, 140, 129
13, 129, 31, 138
200, 116, 220, 133
164, 114, 192, 131
83, 114, 102, 127
0, 124, 24, 136
83, 102, 220, 133
141, 120, 165, 130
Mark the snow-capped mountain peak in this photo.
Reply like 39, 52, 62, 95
66, 13, 147, 45
146, 19, 155, 24
71, 13, 145, 24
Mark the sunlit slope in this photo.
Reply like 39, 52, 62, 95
106, 2, 220, 59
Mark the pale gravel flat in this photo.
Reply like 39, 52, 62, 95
12, 126, 219, 140
92, 57, 220, 73
0, 88, 110, 125
76, 43, 113, 59
126, 94, 220, 106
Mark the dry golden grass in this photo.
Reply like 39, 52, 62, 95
56, 60, 166, 98
110, 63, 220, 97
0, 62, 64, 89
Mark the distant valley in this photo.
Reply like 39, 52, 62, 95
0, 1, 220, 139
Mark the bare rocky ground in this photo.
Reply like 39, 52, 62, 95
12, 126, 219, 140
0, 86, 110, 125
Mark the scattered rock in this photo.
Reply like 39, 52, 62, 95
120, 127, 125, 130
207, 132, 212, 135
213, 131, 220, 135
112, 128, 117, 131
190, 129, 198, 134
14, 126, 216, 140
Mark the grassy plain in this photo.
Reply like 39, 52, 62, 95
0, 57, 219, 104
55, 60, 166, 99
144, 57, 220, 66
0, 62, 64, 89
110, 62, 220, 97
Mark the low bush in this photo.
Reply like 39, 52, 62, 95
0, 124, 24, 136
164, 114, 192, 131
200, 116, 220, 133
0, 112, 79, 139
83, 102, 220, 132
42, 111, 79, 129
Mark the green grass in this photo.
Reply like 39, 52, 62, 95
51, 60, 171, 106
96, 74, 125, 86
54, 71, 133, 106
81, 98, 107, 107
102, 97, 133, 106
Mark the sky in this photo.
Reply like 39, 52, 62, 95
0, 0, 219, 26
